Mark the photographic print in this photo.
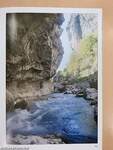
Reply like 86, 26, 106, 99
3, 8, 102, 148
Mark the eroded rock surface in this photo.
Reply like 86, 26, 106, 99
6, 13, 64, 111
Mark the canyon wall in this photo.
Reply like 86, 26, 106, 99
6, 13, 64, 111
67, 14, 98, 51
66, 14, 98, 80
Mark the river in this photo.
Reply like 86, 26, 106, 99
7, 93, 97, 144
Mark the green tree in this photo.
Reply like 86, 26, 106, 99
67, 33, 97, 79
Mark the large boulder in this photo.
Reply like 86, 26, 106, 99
75, 88, 86, 97
85, 88, 98, 101
14, 98, 28, 110
54, 82, 66, 93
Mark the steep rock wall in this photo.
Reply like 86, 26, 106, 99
6, 13, 64, 111
67, 14, 98, 50
66, 14, 98, 89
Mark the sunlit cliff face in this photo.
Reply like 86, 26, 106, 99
58, 14, 72, 71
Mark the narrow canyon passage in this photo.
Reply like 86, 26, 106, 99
6, 13, 98, 145
7, 93, 97, 144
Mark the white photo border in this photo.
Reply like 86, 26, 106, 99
0, 7, 102, 150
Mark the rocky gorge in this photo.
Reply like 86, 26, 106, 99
6, 13, 98, 144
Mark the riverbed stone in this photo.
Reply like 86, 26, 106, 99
14, 98, 28, 109
9, 135, 64, 144
54, 82, 66, 93
85, 88, 98, 100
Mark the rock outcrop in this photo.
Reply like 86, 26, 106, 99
6, 13, 64, 111
67, 13, 98, 51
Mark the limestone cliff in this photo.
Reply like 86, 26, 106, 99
67, 14, 98, 50
6, 13, 64, 111
66, 14, 98, 80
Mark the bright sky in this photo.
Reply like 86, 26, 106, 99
58, 14, 72, 71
